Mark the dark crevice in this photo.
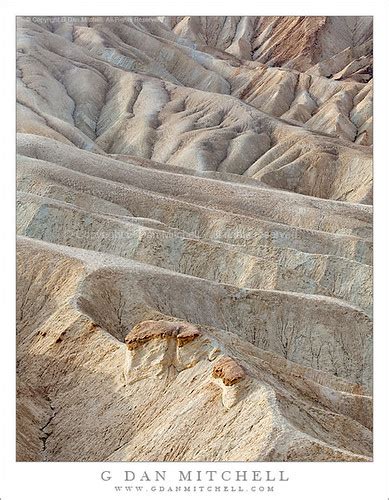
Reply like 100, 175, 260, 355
39, 399, 56, 452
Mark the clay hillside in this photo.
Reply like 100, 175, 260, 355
16, 16, 373, 462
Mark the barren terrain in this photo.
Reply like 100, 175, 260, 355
16, 16, 373, 461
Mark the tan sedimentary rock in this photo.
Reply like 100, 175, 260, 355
125, 320, 201, 350
16, 16, 372, 462
212, 356, 245, 386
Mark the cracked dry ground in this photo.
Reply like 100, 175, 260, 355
16, 16, 373, 462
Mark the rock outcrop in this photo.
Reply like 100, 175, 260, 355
16, 16, 372, 462
125, 320, 201, 350
212, 356, 246, 386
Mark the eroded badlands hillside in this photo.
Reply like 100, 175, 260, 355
16, 16, 373, 462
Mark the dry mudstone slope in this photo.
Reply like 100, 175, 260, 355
16, 16, 373, 462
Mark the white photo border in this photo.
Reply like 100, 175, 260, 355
2, 2, 388, 499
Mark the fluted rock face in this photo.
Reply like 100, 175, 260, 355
162, 17, 373, 81
16, 16, 372, 462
